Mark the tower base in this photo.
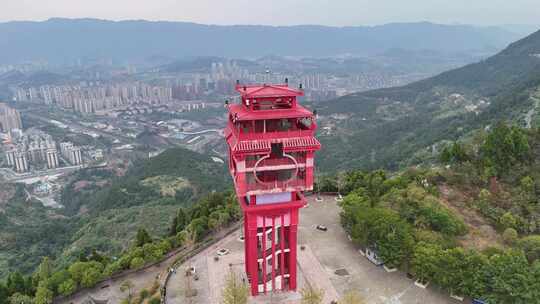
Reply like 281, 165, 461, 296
240, 192, 305, 296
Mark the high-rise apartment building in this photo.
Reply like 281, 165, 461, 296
0, 103, 23, 132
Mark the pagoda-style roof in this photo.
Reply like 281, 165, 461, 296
228, 103, 313, 121
235, 84, 304, 98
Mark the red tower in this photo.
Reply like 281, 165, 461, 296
225, 82, 321, 295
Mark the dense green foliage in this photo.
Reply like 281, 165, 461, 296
340, 168, 540, 303
0, 146, 227, 281
61, 147, 228, 215
340, 170, 466, 268
337, 123, 540, 303
0, 190, 239, 303
440, 123, 540, 236
0, 184, 78, 277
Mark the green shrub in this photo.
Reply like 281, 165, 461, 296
519, 235, 540, 262
149, 297, 161, 304
502, 228, 518, 245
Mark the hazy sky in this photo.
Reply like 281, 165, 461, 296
1, 0, 540, 26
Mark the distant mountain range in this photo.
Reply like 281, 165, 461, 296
317, 28, 540, 171
0, 18, 526, 64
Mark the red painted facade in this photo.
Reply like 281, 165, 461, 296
225, 82, 321, 295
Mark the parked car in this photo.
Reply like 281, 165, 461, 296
217, 248, 230, 256
316, 225, 328, 231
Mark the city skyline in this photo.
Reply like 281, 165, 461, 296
1, 0, 540, 26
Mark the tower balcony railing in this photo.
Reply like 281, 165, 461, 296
238, 129, 315, 141
245, 156, 307, 170
225, 123, 315, 142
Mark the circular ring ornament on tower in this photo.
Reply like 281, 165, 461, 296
252, 153, 299, 186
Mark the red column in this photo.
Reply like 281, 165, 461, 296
288, 224, 298, 291
244, 214, 249, 276
271, 217, 276, 291
247, 228, 259, 296
262, 217, 267, 294
280, 215, 285, 291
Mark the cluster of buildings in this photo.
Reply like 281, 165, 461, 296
166, 60, 342, 102
4, 133, 83, 173
14, 82, 173, 114
0, 103, 23, 132
59, 142, 83, 166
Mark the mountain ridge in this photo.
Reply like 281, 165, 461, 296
0, 18, 521, 64
317, 28, 540, 171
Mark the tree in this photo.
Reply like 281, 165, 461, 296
68, 261, 103, 288
301, 285, 324, 304
370, 210, 414, 268
81, 267, 102, 288
68, 262, 87, 284
58, 279, 76, 296
187, 217, 209, 242
120, 280, 135, 301
36, 257, 52, 283
440, 142, 469, 164
222, 270, 249, 304
130, 257, 145, 269
460, 251, 489, 299
176, 208, 190, 231
434, 247, 468, 294
6, 272, 27, 295
48, 270, 70, 295
136, 228, 152, 247
34, 281, 53, 304
482, 250, 534, 304
348, 206, 414, 268
502, 228, 518, 245
339, 290, 364, 304
8, 293, 34, 304
500, 212, 518, 230
169, 215, 179, 236
481, 123, 529, 176
0, 284, 8, 304
411, 242, 443, 283
519, 235, 540, 262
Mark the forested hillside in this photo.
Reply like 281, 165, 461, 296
317, 29, 540, 172
0, 147, 228, 279
332, 123, 540, 303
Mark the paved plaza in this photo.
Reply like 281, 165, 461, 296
166, 195, 456, 304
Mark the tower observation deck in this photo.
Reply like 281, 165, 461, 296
225, 82, 321, 295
